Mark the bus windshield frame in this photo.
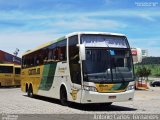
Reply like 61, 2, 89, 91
80, 34, 134, 84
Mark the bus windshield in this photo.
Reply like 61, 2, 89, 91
81, 34, 134, 83
82, 48, 133, 83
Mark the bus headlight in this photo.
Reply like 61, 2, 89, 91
127, 85, 135, 91
83, 86, 97, 92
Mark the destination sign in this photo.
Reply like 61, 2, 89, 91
81, 35, 128, 48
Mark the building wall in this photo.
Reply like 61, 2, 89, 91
131, 48, 149, 64
131, 48, 142, 64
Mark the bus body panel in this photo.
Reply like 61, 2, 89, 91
22, 62, 82, 103
81, 81, 135, 103
36, 62, 70, 99
21, 65, 44, 93
81, 89, 134, 103
0, 74, 14, 86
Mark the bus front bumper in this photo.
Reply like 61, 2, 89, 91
80, 89, 134, 104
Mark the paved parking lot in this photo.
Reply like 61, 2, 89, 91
0, 86, 160, 114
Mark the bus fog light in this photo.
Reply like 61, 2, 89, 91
83, 86, 97, 92
127, 85, 134, 91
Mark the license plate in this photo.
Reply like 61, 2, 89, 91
109, 96, 116, 99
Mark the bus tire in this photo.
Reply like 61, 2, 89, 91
26, 84, 28, 93
60, 86, 68, 106
28, 85, 33, 98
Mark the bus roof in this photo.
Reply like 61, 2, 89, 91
14, 65, 21, 68
22, 32, 126, 56
0, 64, 15, 66
66, 32, 126, 37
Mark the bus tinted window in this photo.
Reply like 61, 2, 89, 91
22, 39, 67, 68
0, 66, 13, 73
15, 68, 21, 74
69, 35, 79, 61
43, 39, 67, 62
48, 43, 56, 60
69, 35, 81, 84
57, 40, 67, 61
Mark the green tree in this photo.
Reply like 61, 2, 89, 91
136, 67, 151, 80
143, 67, 151, 81
136, 67, 143, 80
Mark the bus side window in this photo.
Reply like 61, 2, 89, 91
39, 55, 43, 65
47, 43, 57, 62
48, 49, 53, 60
69, 35, 81, 85
22, 57, 25, 68
35, 56, 40, 65
43, 48, 49, 63
57, 39, 67, 61
52, 48, 57, 61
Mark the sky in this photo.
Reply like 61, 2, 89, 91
0, 0, 160, 57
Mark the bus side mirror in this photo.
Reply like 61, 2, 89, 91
79, 44, 86, 60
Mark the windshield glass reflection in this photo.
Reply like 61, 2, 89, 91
83, 48, 133, 83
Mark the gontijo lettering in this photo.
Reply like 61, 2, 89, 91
28, 68, 40, 75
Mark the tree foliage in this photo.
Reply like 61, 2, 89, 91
136, 67, 151, 80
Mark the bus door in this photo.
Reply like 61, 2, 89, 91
68, 35, 82, 101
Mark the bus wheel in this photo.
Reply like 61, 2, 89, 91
60, 87, 68, 106
28, 85, 33, 98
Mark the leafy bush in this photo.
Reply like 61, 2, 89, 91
135, 66, 151, 80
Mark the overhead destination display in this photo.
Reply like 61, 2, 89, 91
81, 35, 128, 48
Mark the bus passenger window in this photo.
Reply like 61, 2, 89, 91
36, 57, 40, 65
38, 54, 43, 65
52, 49, 58, 61
60, 54, 63, 60
43, 49, 49, 63
48, 49, 53, 61
56, 40, 67, 61
55, 48, 59, 61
